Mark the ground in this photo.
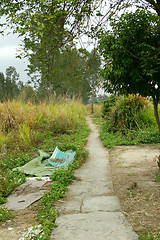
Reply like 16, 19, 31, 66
0, 144, 160, 239
109, 145, 160, 236
0, 203, 38, 240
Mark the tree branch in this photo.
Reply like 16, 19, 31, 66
122, 46, 160, 60
144, 0, 160, 15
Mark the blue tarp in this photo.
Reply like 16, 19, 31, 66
48, 146, 76, 168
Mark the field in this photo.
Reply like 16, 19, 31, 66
0, 98, 90, 239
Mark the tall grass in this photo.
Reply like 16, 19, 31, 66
0, 97, 88, 207
0, 98, 85, 152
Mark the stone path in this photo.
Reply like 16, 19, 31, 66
51, 116, 138, 240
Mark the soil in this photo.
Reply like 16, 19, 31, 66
0, 203, 38, 240
109, 144, 160, 236
0, 144, 160, 239
50, 158, 65, 163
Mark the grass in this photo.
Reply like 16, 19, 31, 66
100, 123, 160, 148
0, 99, 85, 151
0, 207, 14, 222
138, 230, 160, 240
0, 98, 89, 238
20, 126, 89, 239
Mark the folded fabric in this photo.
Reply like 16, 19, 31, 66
13, 150, 55, 177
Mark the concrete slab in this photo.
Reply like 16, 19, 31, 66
4, 192, 45, 210
4, 179, 47, 210
56, 199, 82, 214
51, 212, 138, 240
82, 196, 121, 213
66, 180, 113, 198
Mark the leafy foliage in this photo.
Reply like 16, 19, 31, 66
99, 10, 160, 96
99, 94, 160, 148
108, 0, 160, 17
102, 95, 117, 118
99, 10, 160, 131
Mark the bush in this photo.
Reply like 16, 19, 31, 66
101, 95, 117, 118
100, 94, 160, 147
109, 94, 149, 134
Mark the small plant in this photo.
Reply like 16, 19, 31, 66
0, 207, 14, 222
138, 229, 160, 240
19, 121, 31, 147
153, 154, 160, 174
0, 168, 26, 200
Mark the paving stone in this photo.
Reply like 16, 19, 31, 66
82, 196, 121, 213
51, 212, 138, 240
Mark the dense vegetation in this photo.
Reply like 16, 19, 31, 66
99, 94, 160, 147
99, 10, 160, 132
0, 99, 89, 239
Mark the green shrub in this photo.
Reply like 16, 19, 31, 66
138, 105, 157, 129
108, 94, 149, 133
101, 95, 117, 118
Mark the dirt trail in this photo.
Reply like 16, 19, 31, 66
51, 116, 138, 240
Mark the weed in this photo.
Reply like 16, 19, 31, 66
0, 207, 14, 222
34, 126, 89, 239
19, 121, 31, 147
155, 176, 160, 181
138, 229, 160, 240
0, 98, 89, 239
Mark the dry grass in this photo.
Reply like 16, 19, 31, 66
0, 98, 85, 151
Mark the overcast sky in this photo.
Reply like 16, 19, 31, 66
0, 31, 29, 84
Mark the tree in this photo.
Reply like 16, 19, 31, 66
0, 0, 97, 89
5, 66, 20, 99
35, 45, 102, 104
108, 0, 160, 17
0, 72, 5, 101
0, 67, 23, 101
36, 44, 92, 103
85, 49, 101, 112
20, 85, 37, 103
99, 10, 160, 131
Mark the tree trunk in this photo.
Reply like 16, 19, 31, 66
153, 97, 160, 133
91, 86, 94, 113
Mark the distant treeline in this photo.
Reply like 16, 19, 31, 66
0, 66, 24, 102
0, 47, 102, 104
